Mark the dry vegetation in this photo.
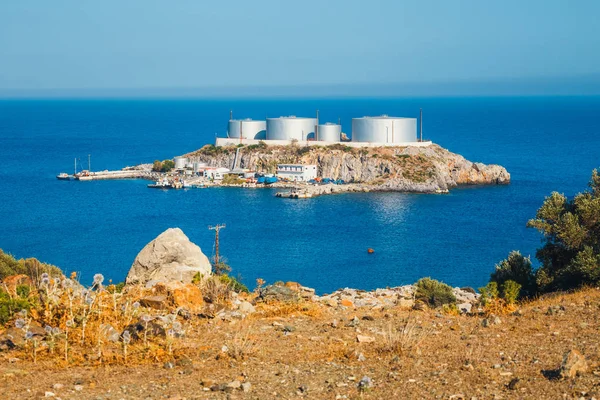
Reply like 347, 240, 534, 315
2, 277, 600, 399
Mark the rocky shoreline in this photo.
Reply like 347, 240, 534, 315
184, 142, 510, 194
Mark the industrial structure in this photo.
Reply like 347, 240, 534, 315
217, 109, 429, 148
266, 116, 317, 141
351, 115, 417, 144
227, 118, 266, 140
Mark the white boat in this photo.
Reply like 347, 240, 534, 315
148, 179, 171, 189
56, 172, 71, 180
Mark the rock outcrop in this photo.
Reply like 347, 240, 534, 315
126, 228, 211, 285
185, 143, 510, 193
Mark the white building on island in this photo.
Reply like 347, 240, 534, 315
276, 164, 318, 182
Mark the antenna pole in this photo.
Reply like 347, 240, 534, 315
230, 110, 233, 120
419, 108, 423, 142
316, 109, 319, 141
208, 224, 226, 265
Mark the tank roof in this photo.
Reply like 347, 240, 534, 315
354, 115, 415, 120
267, 116, 316, 120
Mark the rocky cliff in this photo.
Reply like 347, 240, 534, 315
185, 143, 510, 193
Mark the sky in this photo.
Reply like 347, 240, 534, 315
1, 0, 599, 97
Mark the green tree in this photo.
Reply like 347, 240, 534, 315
161, 160, 175, 172
527, 169, 600, 291
490, 251, 537, 297
152, 160, 163, 172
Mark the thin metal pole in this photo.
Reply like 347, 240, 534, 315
420, 108, 423, 142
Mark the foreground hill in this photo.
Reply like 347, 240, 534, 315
185, 143, 510, 193
1, 284, 598, 399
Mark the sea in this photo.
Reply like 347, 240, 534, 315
0, 97, 598, 294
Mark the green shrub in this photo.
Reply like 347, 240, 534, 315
0, 249, 63, 281
501, 280, 521, 305
161, 159, 175, 172
219, 274, 249, 293
414, 277, 456, 308
0, 289, 35, 325
222, 174, 245, 185
479, 281, 499, 306
490, 251, 537, 297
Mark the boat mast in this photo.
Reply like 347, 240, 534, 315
74, 158, 77, 175
88, 154, 91, 171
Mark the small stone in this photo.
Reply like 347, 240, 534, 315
361, 315, 375, 321
457, 303, 472, 313
324, 298, 338, 307
272, 322, 284, 328
283, 325, 296, 333
560, 349, 588, 379
507, 377, 520, 390
44, 392, 55, 398
347, 317, 360, 328
201, 379, 216, 387
238, 301, 255, 314
357, 376, 372, 391
52, 384, 64, 390
241, 382, 252, 393
227, 380, 242, 390
74, 385, 83, 392
331, 320, 338, 328
340, 299, 354, 307
357, 353, 366, 362
139, 295, 168, 310
164, 361, 174, 369
356, 335, 375, 343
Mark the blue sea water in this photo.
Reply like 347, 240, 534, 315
0, 97, 599, 293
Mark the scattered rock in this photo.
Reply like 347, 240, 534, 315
457, 303, 472, 313
241, 382, 252, 393
547, 305, 566, 316
560, 349, 588, 379
123, 318, 166, 342
482, 315, 502, 327
356, 335, 375, 343
258, 285, 299, 303
99, 324, 120, 342
507, 377, 520, 390
126, 227, 212, 286
340, 299, 354, 307
139, 295, 168, 310
238, 301, 256, 314
226, 380, 242, 390
346, 316, 360, 328
357, 376, 373, 391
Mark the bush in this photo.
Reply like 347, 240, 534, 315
0, 288, 35, 325
222, 174, 245, 185
0, 249, 63, 281
501, 280, 521, 305
219, 274, 249, 293
479, 280, 521, 314
414, 278, 456, 308
490, 251, 537, 297
161, 160, 175, 172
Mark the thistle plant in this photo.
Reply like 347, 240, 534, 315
121, 330, 131, 361
65, 319, 74, 361
164, 318, 184, 356
140, 314, 152, 348
44, 325, 61, 354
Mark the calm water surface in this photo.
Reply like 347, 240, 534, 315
0, 97, 598, 293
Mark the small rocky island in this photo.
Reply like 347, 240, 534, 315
184, 142, 510, 194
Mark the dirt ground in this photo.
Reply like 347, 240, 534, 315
2, 289, 600, 399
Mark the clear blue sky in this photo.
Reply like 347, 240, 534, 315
1, 0, 599, 96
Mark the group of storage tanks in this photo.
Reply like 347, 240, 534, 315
227, 114, 418, 144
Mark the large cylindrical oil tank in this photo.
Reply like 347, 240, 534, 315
174, 157, 188, 169
317, 123, 341, 142
351, 116, 417, 143
227, 119, 267, 139
266, 116, 317, 141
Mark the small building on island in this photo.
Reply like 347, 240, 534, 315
276, 164, 317, 182
203, 167, 230, 180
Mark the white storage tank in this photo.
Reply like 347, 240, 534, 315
174, 157, 188, 169
317, 123, 341, 142
227, 119, 267, 140
266, 116, 317, 141
351, 115, 417, 143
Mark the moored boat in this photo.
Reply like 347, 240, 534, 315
56, 173, 72, 180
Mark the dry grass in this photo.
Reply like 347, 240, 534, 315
378, 314, 433, 357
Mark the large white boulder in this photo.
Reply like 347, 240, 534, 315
126, 228, 212, 285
